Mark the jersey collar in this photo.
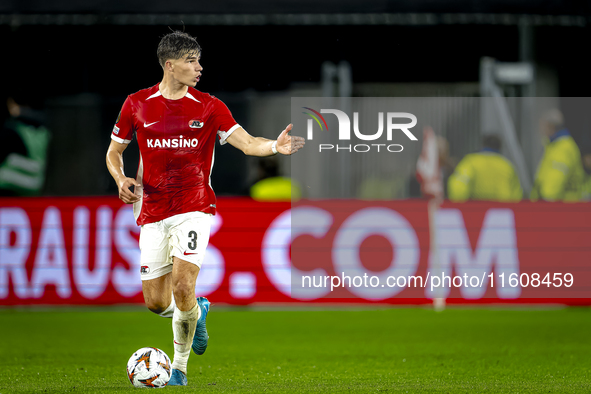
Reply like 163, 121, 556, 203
480, 147, 500, 154
148, 88, 201, 103
549, 128, 570, 143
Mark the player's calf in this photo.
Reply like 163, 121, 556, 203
141, 273, 174, 315
171, 301, 200, 376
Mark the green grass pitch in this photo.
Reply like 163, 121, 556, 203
0, 306, 589, 393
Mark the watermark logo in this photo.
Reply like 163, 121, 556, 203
303, 107, 418, 153
302, 107, 329, 132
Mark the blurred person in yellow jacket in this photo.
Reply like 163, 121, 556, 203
448, 134, 522, 202
250, 157, 301, 201
531, 109, 585, 202
581, 149, 591, 201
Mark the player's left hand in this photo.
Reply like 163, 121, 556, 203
276, 124, 305, 155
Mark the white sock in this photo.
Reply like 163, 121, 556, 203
158, 295, 176, 318
171, 302, 200, 374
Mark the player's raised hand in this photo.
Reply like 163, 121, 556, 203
276, 124, 305, 155
118, 177, 141, 204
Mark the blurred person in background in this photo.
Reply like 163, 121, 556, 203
0, 94, 51, 196
411, 130, 455, 199
358, 161, 407, 200
415, 127, 449, 311
250, 157, 301, 201
581, 148, 591, 201
531, 109, 584, 202
448, 134, 522, 202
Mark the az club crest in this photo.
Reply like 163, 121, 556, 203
189, 119, 204, 128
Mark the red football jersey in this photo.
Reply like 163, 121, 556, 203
111, 84, 239, 225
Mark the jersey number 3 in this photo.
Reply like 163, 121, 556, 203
188, 231, 197, 250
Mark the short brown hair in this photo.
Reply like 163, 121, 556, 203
157, 31, 201, 68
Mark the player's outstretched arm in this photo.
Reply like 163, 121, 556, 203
226, 124, 305, 157
106, 140, 141, 204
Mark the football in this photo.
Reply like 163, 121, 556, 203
126, 347, 172, 388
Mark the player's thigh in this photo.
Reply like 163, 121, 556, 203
139, 221, 174, 312
168, 211, 211, 271
142, 273, 172, 313
168, 212, 212, 309
139, 221, 174, 281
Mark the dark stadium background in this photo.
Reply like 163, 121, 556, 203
2, 0, 591, 197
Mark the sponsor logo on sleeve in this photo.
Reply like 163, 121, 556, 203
113, 125, 120, 135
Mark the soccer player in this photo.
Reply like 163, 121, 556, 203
105, 31, 305, 386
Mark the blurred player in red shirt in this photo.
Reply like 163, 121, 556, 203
106, 31, 305, 386
416, 127, 447, 311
